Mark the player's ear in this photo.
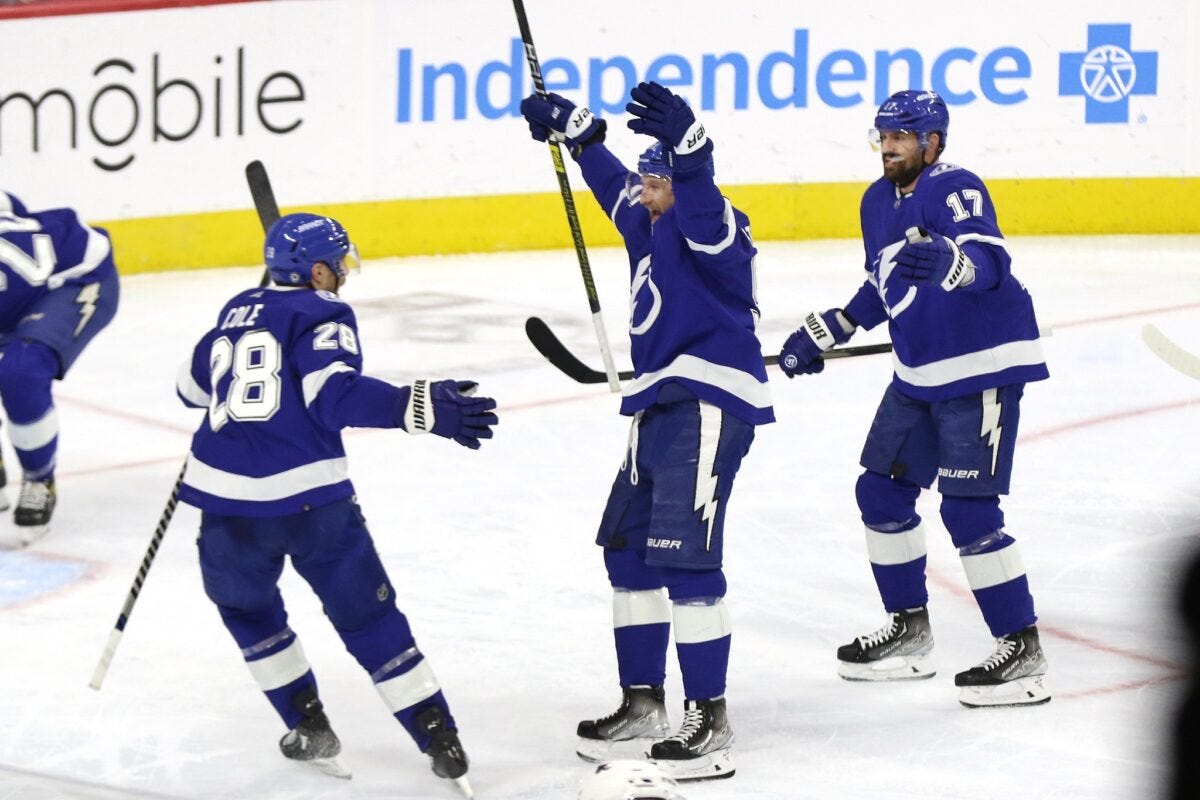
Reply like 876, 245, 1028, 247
309, 262, 326, 286
924, 133, 942, 164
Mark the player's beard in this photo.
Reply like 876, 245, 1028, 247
883, 150, 926, 190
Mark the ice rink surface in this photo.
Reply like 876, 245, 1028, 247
1, 235, 1198, 800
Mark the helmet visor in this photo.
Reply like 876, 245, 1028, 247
330, 243, 360, 278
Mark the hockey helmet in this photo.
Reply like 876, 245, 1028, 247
637, 142, 672, 180
577, 760, 684, 800
264, 212, 360, 286
871, 89, 949, 153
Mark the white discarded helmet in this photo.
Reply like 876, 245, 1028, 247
577, 760, 684, 800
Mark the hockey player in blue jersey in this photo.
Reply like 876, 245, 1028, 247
175, 213, 497, 794
0, 191, 119, 545
521, 82, 772, 780
778, 90, 1051, 707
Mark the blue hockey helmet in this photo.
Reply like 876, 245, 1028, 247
264, 212, 359, 286
637, 142, 672, 179
871, 90, 949, 153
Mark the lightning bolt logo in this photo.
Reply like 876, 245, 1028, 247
694, 404, 723, 550
980, 388, 1002, 476
73, 283, 100, 338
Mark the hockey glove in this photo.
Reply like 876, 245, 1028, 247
893, 227, 975, 291
779, 309, 856, 378
625, 81, 713, 170
519, 93, 607, 156
402, 379, 499, 450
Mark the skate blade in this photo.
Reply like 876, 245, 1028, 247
653, 747, 735, 782
959, 674, 1051, 708
452, 775, 474, 798
17, 523, 50, 547
838, 653, 935, 681
575, 734, 661, 763
308, 755, 352, 779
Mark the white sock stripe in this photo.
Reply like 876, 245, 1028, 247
245, 638, 310, 692
961, 541, 1027, 590
375, 658, 441, 713
672, 598, 731, 644
613, 588, 671, 628
865, 523, 928, 566
9, 408, 59, 451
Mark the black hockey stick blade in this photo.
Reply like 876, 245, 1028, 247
245, 160, 281, 287
526, 316, 892, 384
246, 160, 281, 232
526, 316, 635, 383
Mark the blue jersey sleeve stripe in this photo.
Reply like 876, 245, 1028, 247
183, 454, 350, 503
683, 198, 737, 255
176, 359, 210, 407
894, 339, 1046, 388
301, 361, 357, 407
624, 353, 772, 411
955, 232, 1009, 253
46, 225, 111, 290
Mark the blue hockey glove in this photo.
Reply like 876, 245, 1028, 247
893, 226, 975, 291
519, 92, 606, 155
625, 81, 713, 168
779, 310, 855, 378
403, 379, 498, 449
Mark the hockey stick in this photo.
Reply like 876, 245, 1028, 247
89, 163, 280, 691
526, 316, 893, 384
512, 0, 621, 393
1142, 323, 1200, 380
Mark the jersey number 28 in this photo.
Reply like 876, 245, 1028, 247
207, 330, 282, 431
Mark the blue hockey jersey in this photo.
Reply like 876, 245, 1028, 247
176, 285, 408, 517
0, 191, 115, 332
843, 163, 1048, 401
575, 145, 773, 426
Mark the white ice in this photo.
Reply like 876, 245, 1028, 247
1, 235, 1198, 800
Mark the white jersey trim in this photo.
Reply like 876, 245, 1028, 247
46, 225, 111, 290
684, 198, 737, 255
955, 232, 1010, 254
624, 353, 772, 410
893, 338, 1046, 388
184, 453, 349, 502
301, 361, 356, 407
610, 183, 642, 224
176, 359, 211, 407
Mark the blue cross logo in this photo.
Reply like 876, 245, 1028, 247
1059, 24, 1157, 123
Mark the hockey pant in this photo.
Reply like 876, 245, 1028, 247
197, 499, 453, 750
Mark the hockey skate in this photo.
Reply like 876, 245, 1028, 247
416, 706, 474, 798
837, 606, 935, 681
0, 455, 9, 513
279, 689, 351, 779
576, 685, 670, 763
956, 625, 1051, 708
649, 697, 735, 782
14, 479, 55, 546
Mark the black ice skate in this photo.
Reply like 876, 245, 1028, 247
0, 453, 9, 513
576, 684, 670, 763
837, 606, 935, 681
279, 689, 351, 779
649, 697, 735, 782
15, 479, 56, 546
956, 625, 1051, 708
417, 706, 474, 799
